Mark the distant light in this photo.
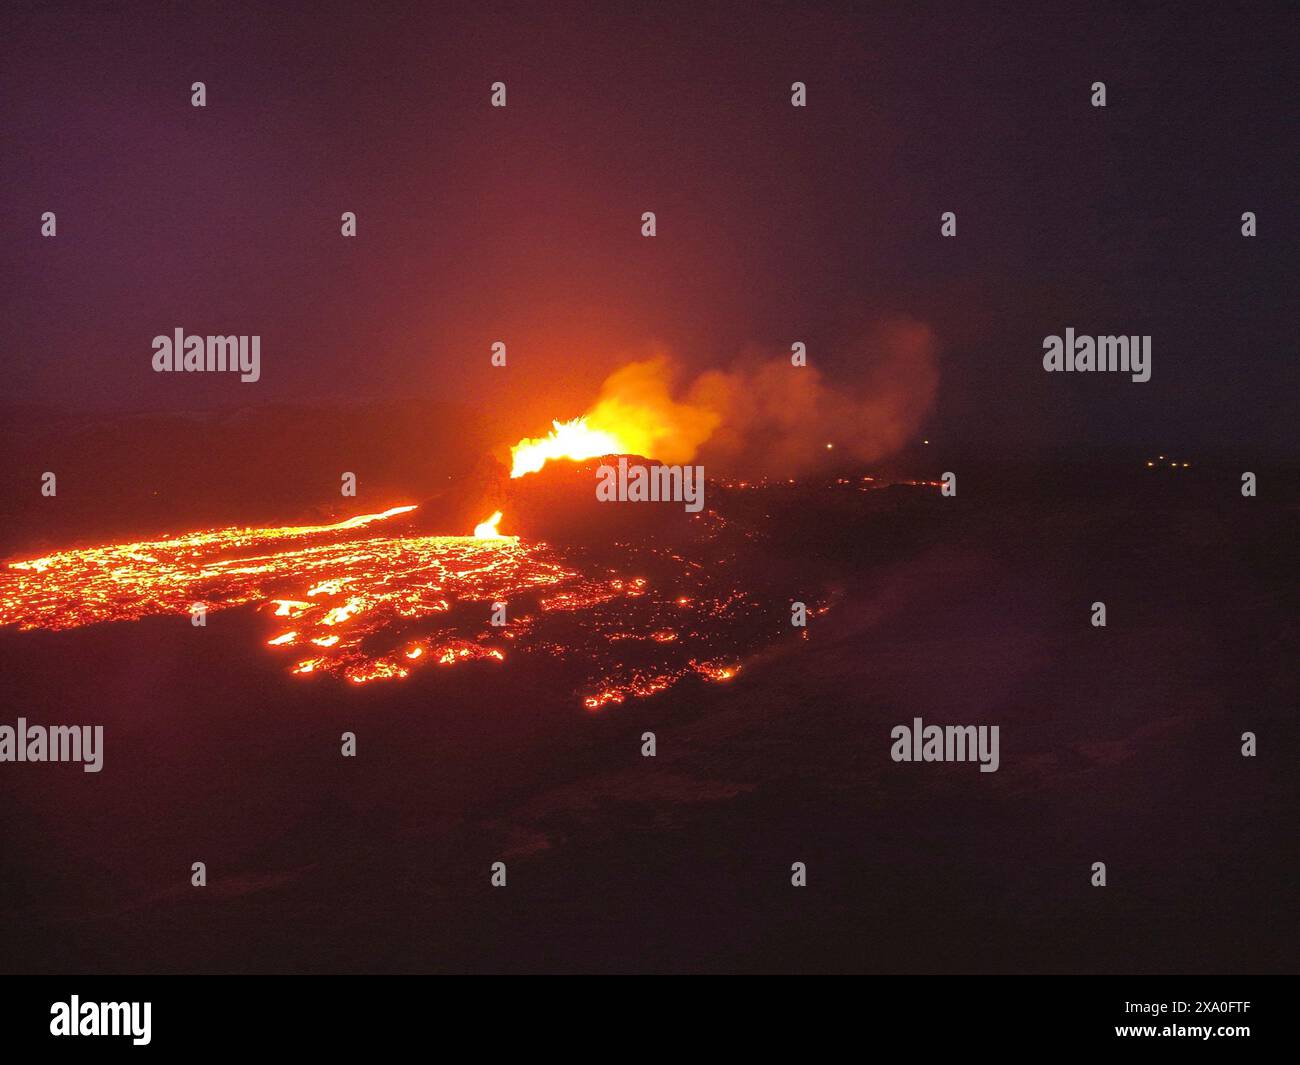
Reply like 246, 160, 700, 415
1158, 455, 1165, 460
1182, 462, 1189, 468
923, 439, 929, 445
1146, 461, 1154, 467
826, 443, 834, 449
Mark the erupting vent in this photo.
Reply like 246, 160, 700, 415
509, 416, 628, 478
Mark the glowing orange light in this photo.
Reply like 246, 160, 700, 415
695, 661, 740, 682
322, 599, 362, 625
473, 510, 505, 539
0, 499, 763, 705
509, 417, 628, 478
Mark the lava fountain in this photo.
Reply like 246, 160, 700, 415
472, 510, 507, 539
509, 417, 630, 478
506, 356, 722, 478
0, 360, 769, 703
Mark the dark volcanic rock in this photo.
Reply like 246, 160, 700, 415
505, 455, 703, 545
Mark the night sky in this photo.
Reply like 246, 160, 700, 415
2, 0, 1295, 451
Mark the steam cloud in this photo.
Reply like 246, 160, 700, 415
580, 319, 940, 476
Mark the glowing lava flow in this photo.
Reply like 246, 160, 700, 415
509, 417, 628, 478
0, 503, 763, 700
0, 505, 572, 684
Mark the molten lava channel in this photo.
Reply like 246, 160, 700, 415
0, 504, 754, 704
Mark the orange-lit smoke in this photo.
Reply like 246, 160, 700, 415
696, 319, 941, 475
510, 357, 722, 477
508, 320, 938, 478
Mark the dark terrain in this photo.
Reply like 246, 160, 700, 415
0, 406, 1295, 973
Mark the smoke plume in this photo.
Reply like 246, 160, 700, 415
570, 319, 940, 476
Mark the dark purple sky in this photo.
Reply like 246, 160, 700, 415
2, 0, 1295, 450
